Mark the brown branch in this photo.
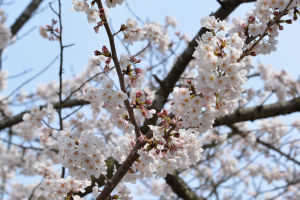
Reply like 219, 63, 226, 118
95, 131, 151, 200
214, 97, 300, 127
0, 99, 89, 131
95, 0, 141, 139
10, 0, 44, 37
74, 157, 118, 197
0, 0, 44, 70
256, 138, 300, 166
56, 0, 65, 178
165, 174, 206, 200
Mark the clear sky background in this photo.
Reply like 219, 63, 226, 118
1, 0, 300, 199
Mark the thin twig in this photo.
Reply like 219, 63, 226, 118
0, 56, 58, 103
56, 0, 65, 179
95, 0, 141, 140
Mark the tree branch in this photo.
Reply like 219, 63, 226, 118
165, 174, 206, 200
10, 0, 44, 37
214, 97, 300, 127
0, 99, 89, 131
95, 0, 141, 139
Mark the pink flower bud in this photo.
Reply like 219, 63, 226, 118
94, 26, 100, 33
157, 112, 163, 117
135, 68, 142, 74
104, 65, 110, 72
162, 109, 168, 115
105, 57, 111, 64
130, 56, 137, 63
156, 149, 160, 155
138, 135, 147, 142
174, 132, 180, 138
102, 46, 108, 53
248, 16, 255, 23
145, 99, 152, 105
136, 91, 142, 98
94, 50, 101, 56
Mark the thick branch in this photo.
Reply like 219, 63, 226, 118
165, 174, 206, 200
0, 99, 89, 130
214, 97, 300, 127
95, 133, 149, 200
10, 0, 44, 36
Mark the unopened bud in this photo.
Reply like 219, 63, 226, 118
94, 50, 101, 56
273, 10, 279, 15
130, 56, 137, 63
104, 65, 110, 73
156, 149, 160, 155
136, 91, 142, 98
145, 99, 152, 105
120, 24, 128, 31
94, 26, 100, 33
138, 135, 147, 143
286, 19, 292, 24
105, 58, 111, 64
162, 109, 168, 115
248, 16, 255, 23
174, 132, 180, 138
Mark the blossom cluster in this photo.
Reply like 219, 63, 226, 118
0, 8, 11, 50
92, 182, 133, 200
120, 54, 145, 88
72, 0, 126, 23
2, 1, 300, 200
0, 70, 7, 91
171, 16, 251, 132
72, 0, 100, 23
39, 19, 60, 41
57, 130, 108, 180
258, 62, 300, 101
113, 127, 203, 181
40, 176, 91, 200
232, 0, 300, 55
18, 104, 56, 140
122, 18, 171, 53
